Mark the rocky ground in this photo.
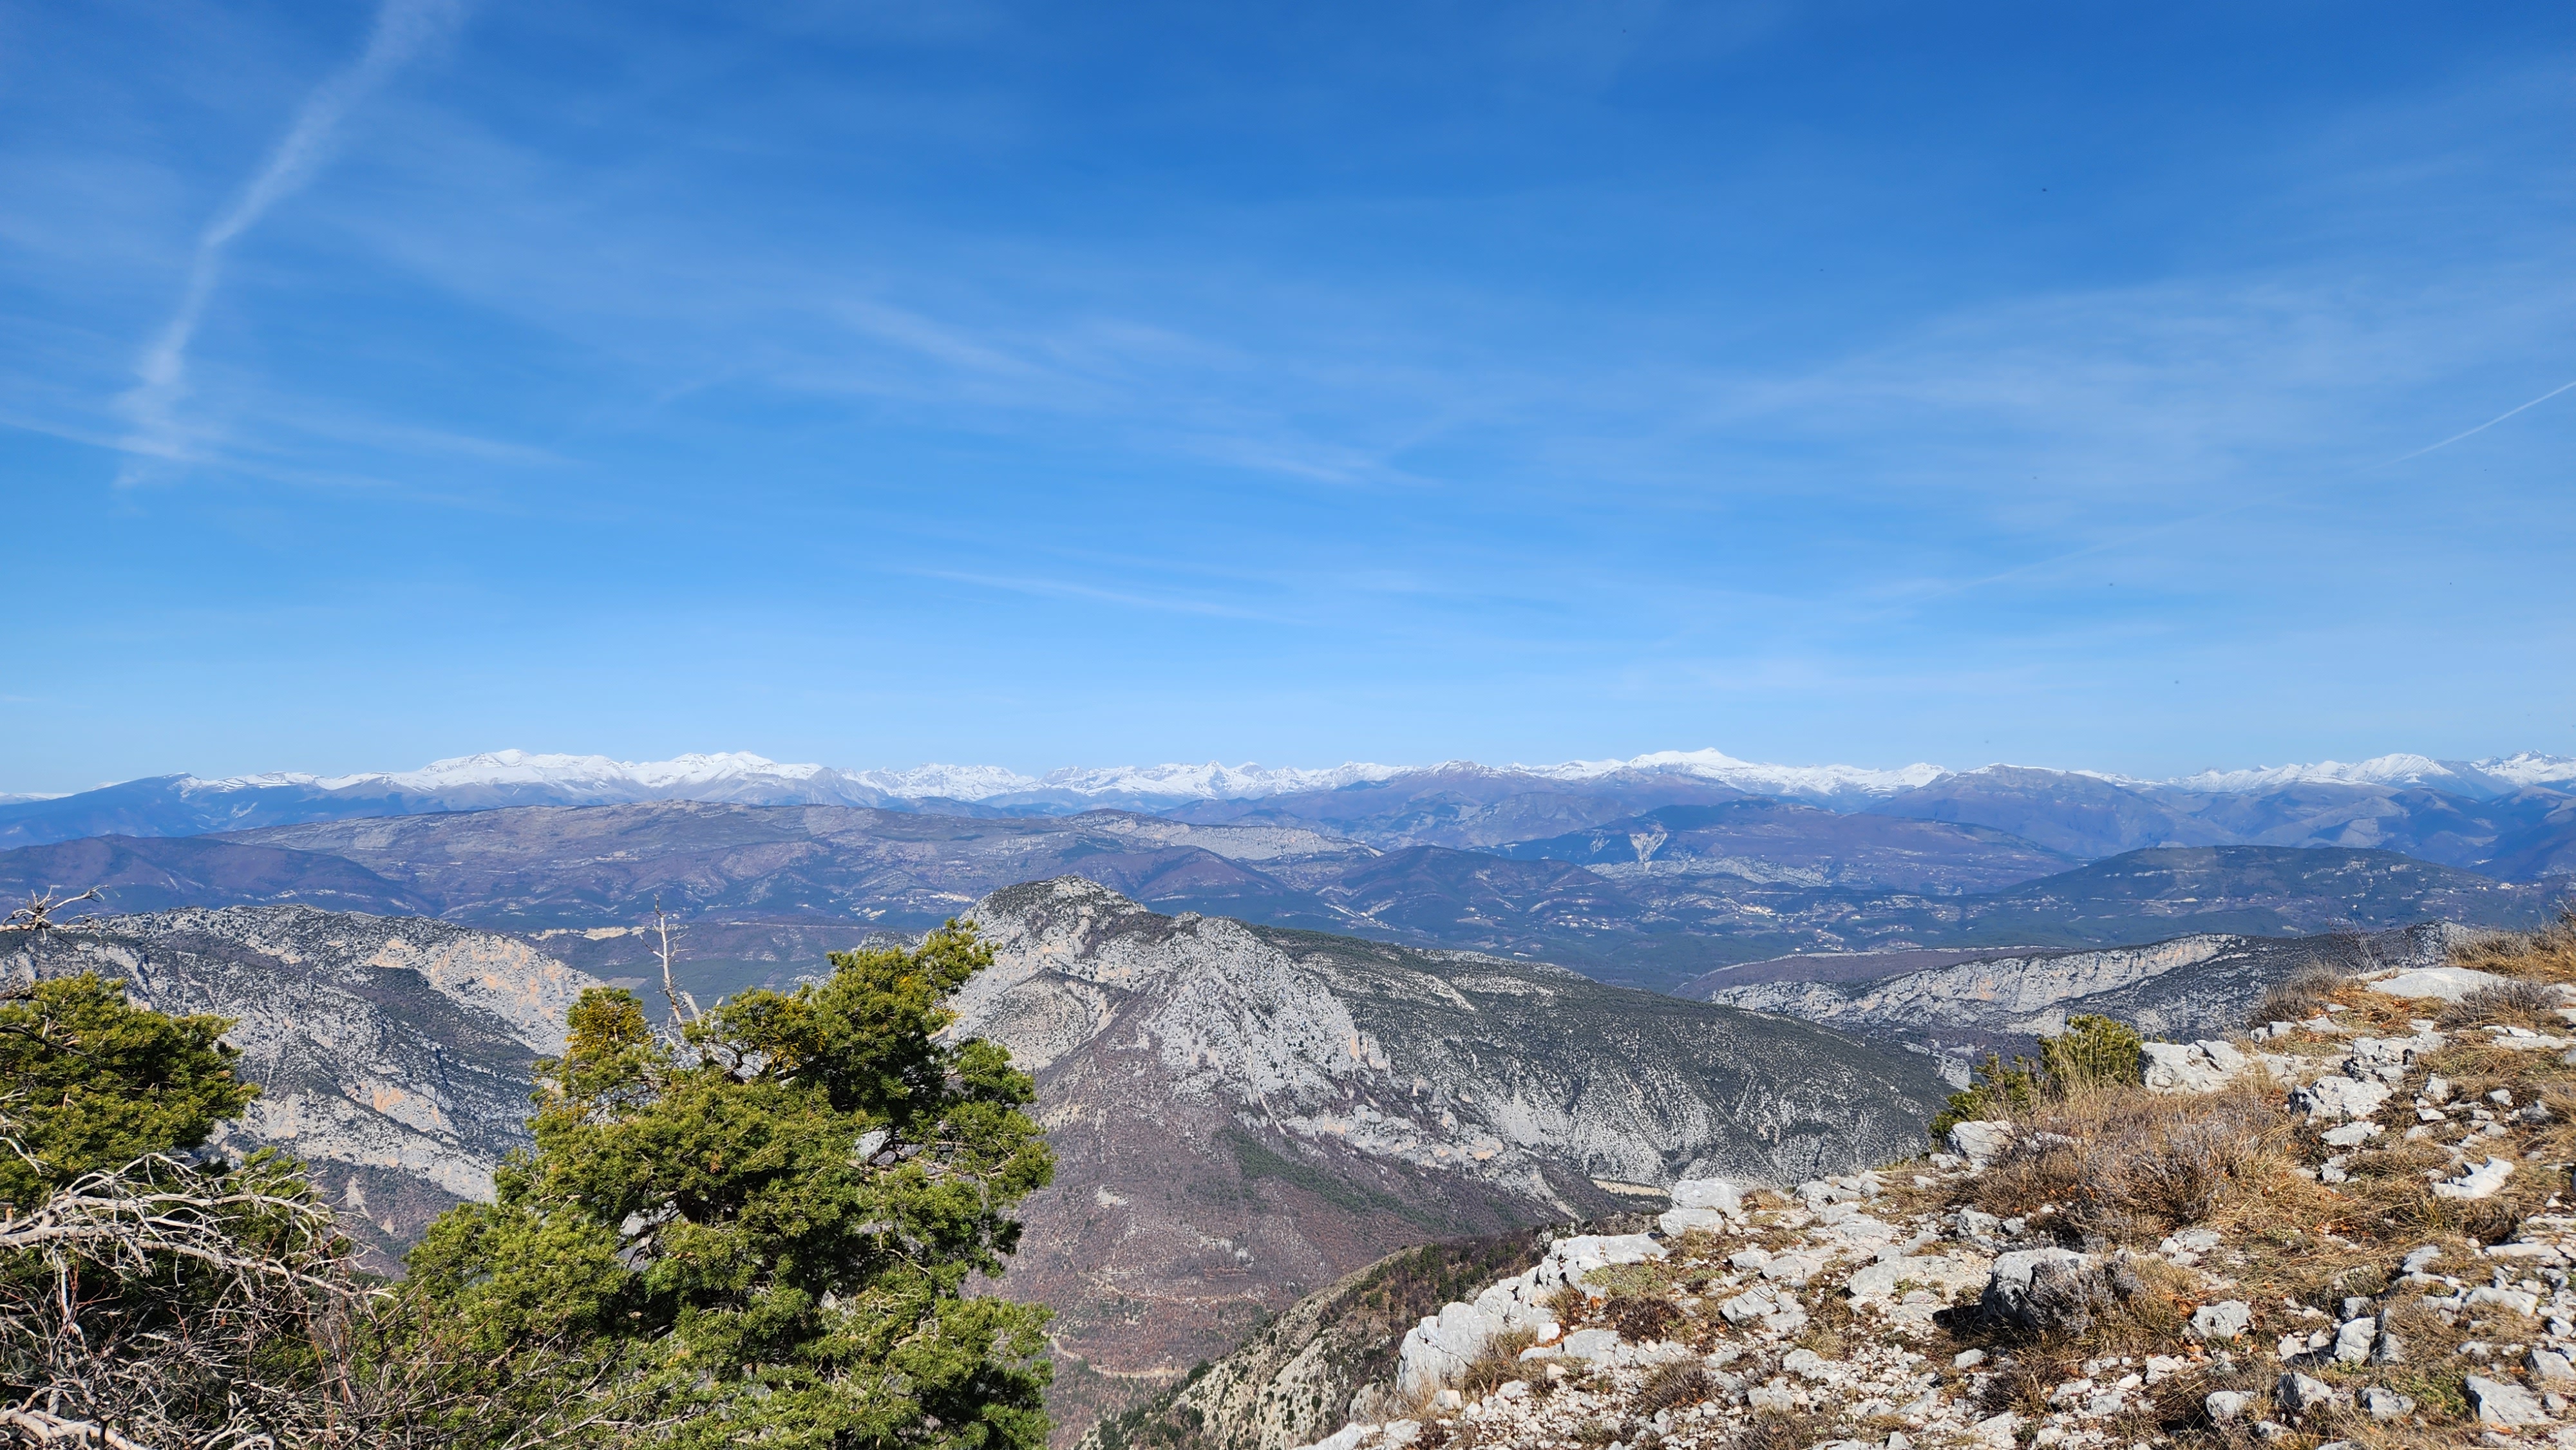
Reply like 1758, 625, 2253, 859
1105, 914, 2576, 1450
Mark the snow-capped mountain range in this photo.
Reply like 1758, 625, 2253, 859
32, 744, 2571, 809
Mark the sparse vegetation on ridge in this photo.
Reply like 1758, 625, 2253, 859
1, 915, 1056, 1450
1185, 912, 2576, 1450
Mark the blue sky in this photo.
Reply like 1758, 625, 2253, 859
4, 1, 2572, 793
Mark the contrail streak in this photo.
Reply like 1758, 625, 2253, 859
115, 0, 462, 483
2380, 375, 2576, 467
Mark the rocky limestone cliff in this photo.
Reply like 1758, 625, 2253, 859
4, 906, 601, 1262
1694, 922, 2469, 1082
952, 877, 1947, 1433
1098, 934, 2576, 1450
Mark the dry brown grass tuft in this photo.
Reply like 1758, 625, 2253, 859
1968, 1079, 2295, 1245
1603, 1294, 1680, 1343
1711, 1412, 1830, 1450
2249, 961, 2348, 1028
1786, 1283, 1858, 1358
2145, 1357, 2268, 1443
2440, 979, 2567, 1030
1633, 1361, 1712, 1415
2450, 909, 2576, 984
1455, 1330, 1537, 1397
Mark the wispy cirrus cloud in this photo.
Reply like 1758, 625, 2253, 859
115, 0, 464, 485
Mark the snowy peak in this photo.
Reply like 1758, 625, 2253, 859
2481, 753, 2576, 789
196, 750, 837, 798
837, 759, 1408, 803
2164, 751, 2575, 797
28, 746, 2576, 827
1523, 748, 1946, 800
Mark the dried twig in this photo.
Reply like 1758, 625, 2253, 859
0, 890, 106, 937
652, 897, 699, 1029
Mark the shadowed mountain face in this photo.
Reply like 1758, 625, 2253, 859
10, 755, 2573, 883
1493, 800, 2076, 891
1864, 766, 2226, 857
1866, 767, 2576, 876
953, 878, 1947, 1409
1947, 844, 2551, 940
1162, 767, 1759, 849
0, 834, 432, 915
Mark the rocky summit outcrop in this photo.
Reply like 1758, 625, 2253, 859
952, 878, 1948, 1429
1118, 924, 2576, 1450
4, 906, 601, 1262
1694, 922, 2472, 1082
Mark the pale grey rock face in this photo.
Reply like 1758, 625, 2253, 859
1844, 1255, 1989, 1305
2141, 1039, 2247, 1093
1976, 1248, 2094, 1330
1658, 1206, 1730, 1235
2274, 1372, 2341, 1420
1699, 923, 2462, 1064
2367, 965, 2541, 1003
2434, 1156, 2517, 1200
1945, 1120, 2013, 1165
2465, 1373, 2548, 1427
959, 878, 1948, 1196
2187, 1300, 2251, 1341
2291, 1075, 2392, 1122
6, 906, 601, 1258
1392, 1234, 1656, 1396
942, 876, 1948, 1393
1669, 1177, 1743, 1213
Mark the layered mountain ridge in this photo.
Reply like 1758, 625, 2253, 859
8, 748, 2573, 862
0, 806, 2553, 997
947, 878, 1948, 1411
3, 884, 1953, 1440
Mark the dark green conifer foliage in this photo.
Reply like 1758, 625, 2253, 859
1927, 1013, 2146, 1135
0, 972, 258, 1209
401, 921, 1057, 1450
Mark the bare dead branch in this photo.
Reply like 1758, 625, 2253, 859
652, 897, 700, 1029
0, 890, 106, 938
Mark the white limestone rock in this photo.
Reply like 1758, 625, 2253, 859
2465, 1373, 2549, 1427
2274, 1371, 2344, 1420
1667, 1177, 1744, 1215
1658, 1207, 1733, 1236
2291, 1075, 2392, 1122
2140, 1039, 2247, 1093
1946, 1120, 2014, 1165
2368, 966, 2553, 1004
1558, 1328, 1621, 1362
2188, 1300, 2251, 1341
2434, 1156, 2515, 1200
1846, 1254, 1993, 1304
1978, 1248, 2094, 1328
1717, 1284, 1808, 1335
